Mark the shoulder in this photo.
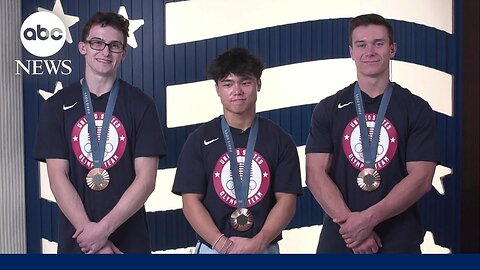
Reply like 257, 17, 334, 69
258, 116, 281, 130
319, 83, 354, 106
314, 82, 355, 112
257, 116, 294, 141
42, 81, 81, 108
118, 80, 155, 105
392, 82, 432, 109
186, 117, 221, 140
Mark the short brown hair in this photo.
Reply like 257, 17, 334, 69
81, 12, 129, 45
349, 13, 394, 45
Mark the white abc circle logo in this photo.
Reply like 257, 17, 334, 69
20, 11, 66, 57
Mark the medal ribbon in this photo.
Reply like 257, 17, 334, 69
81, 79, 119, 169
353, 82, 392, 169
221, 116, 258, 209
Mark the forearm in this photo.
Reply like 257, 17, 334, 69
306, 154, 350, 219
182, 194, 222, 246
364, 161, 436, 227
99, 157, 157, 236
311, 175, 350, 219
253, 193, 296, 249
47, 159, 90, 229
100, 176, 155, 235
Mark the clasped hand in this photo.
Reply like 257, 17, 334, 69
334, 212, 382, 253
73, 222, 121, 254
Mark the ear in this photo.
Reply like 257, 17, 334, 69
349, 45, 354, 59
257, 79, 262, 92
121, 47, 127, 61
78, 41, 87, 55
389, 43, 397, 58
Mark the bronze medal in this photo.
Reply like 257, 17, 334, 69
357, 168, 381, 192
230, 208, 254, 231
86, 168, 110, 191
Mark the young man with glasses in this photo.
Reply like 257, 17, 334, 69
34, 12, 167, 254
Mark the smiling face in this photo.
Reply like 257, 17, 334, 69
216, 73, 260, 117
78, 24, 126, 78
349, 24, 396, 80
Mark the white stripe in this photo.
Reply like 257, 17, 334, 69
41, 238, 57, 254
165, 0, 453, 45
166, 58, 453, 128
40, 162, 54, 202
390, 60, 453, 116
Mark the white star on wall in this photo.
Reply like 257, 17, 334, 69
38, 0, 79, 44
420, 231, 450, 254
432, 165, 452, 195
38, 81, 63, 100
117, 6, 144, 48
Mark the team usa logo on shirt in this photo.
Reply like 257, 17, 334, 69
342, 113, 398, 170
213, 149, 270, 208
71, 113, 127, 169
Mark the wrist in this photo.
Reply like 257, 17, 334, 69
211, 233, 224, 249
362, 207, 379, 228
98, 219, 114, 237
252, 231, 269, 250
217, 237, 233, 254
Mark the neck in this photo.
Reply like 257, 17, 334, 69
357, 76, 390, 98
223, 112, 256, 132
84, 72, 117, 96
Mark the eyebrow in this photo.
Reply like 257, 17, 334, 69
354, 38, 386, 44
89, 37, 122, 43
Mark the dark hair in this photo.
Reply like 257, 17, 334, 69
349, 13, 394, 45
206, 48, 264, 83
81, 12, 129, 45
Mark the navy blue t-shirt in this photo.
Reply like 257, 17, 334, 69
33, 80, 167, 253
172, 116, 303, 246
305, 82, 440, 253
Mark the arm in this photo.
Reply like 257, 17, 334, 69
338, 161, 436, 247
306, 153, 383, 253
305, 153, 350, 219
46, 159, 91, 232
75, 156, 158, 253
182, 193, 226, 252
229, 192, 297, 254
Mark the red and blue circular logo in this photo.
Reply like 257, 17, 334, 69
71, 113, 127, 170
342, 113, 397, 170
213, 149, 270, 208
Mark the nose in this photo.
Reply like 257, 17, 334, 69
232, 83, 244, 95
366, 44, 376, 55
100, 45, 111, 55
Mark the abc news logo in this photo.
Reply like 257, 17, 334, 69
16, 11, 72, 75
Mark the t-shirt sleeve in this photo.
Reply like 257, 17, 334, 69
406, 100, 440, 163
274, 134, 303, 195
33, 99, 68, 162
305, 99, 333, 154
171, 132, 207, 195
134, 100, 167, 159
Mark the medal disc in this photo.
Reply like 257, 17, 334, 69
357, 168, 381, 191
230, 208, 254, 231
86, 168, 110, 191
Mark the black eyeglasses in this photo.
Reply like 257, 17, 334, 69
85, 39, 125, 53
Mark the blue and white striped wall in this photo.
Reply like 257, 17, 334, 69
22, 0, 461, 253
